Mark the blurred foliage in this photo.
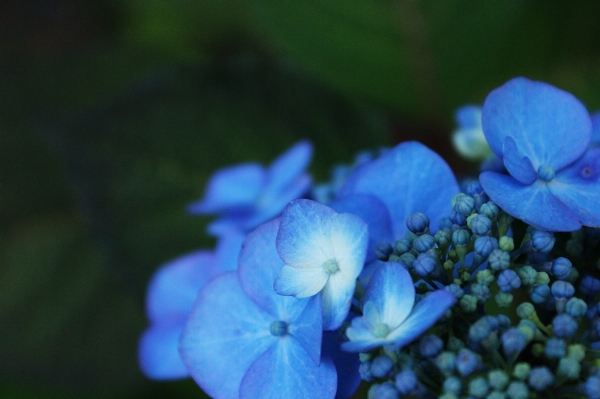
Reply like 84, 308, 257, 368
1, 0, 599, 398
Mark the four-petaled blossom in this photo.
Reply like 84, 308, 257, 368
342, 262, 456, 352
274, 199, 368, 331
179, 219, 337, 399
188, 141, 312, 236
479, 77, 600, 231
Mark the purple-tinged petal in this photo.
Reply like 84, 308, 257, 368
339, 141, 458, 238
502, 136, 537, 184
288, 294, 323, 366
239, 219, 310, 318
321, 272, 356, 330
188, 164, 265, 214
480, 171, 581, 232
146, 251, 215, 323
482, 77, 591, 170
592, 112, 600, 145
138, 323, 188, 380
276, 199, 336, 267
550, 148, 600, 227
387, 290, 456, 350
329, 193, 393, 262
265, 141, 313, 194
240, 338, 337, 399
364, 263, 415, 331
274, 265, 329, 298
322, 331, 361, 399
179, 272, 275, 399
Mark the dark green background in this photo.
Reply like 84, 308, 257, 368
1, 1, 599, 398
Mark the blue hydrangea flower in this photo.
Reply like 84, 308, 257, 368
342, 263, 456, 352
452, 105, 493, 161
274, 199, 368, 331
138, 231, 244, 380
479, 77, 600, 231
179, 219, 337, 399
338, 141, 459, 238
188, 141, 313, 235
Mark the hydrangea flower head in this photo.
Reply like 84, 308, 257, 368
179, 219, 336, 399
188, 141, 312, 235
479, 77, 600, 231
138, 231, 244, 380
342, 262, 456, 353
274, 199, 368, 330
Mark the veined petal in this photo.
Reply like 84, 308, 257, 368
328, 193, 393, 262
502, 136, 537, 184
550, 148, 600, 227
274, 265, 329, 298
364, 263, 415, 331
239, 219, 309, 319
339, 142, 458, 238
480, 171, 581, 232
321, 273, 356, 330
188, 163, 265, 214
277, 199, 336, 268
179, 272, 275, 399
387, 290, 456, 350
240, 338, 337, 399
482, 77, 591, 170
329, 212, 368, 281
138, 323, 188, 380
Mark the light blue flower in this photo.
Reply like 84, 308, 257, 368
188, 141, 312, 235
342, 263, 456, 353
179, 219, 336, 399
479, 77, 600, 231
274, 199, 368, 331
452, 105, 492, 161
138, 232, 244, 380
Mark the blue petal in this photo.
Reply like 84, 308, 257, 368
274, 265, 329, 298
502, 136, 537, 184
287, 294, 323, 366
240, 337, 337, 399
339, 141, 459, 238
214, 230, 245, 273
146, 250, 215, 323
138, 322, 188, 380
322, 331, 361, 399
277, 199, 337, 267
482, 77, 591, 170
321, 272, 357, 330
591, 112, 600, 145
179, 272, 275, 399
480, 171, 581, 232
265, 141, 313, 195
364, 262, 415, 330
550, 148, 600, 227
329, 212, 368, 281
455, 105, 482, 129
239, 219, 312, 318
188, 163, 265, 214
387, 289, 456, 350
342, 316, 386, 353
329, 193, 393, 262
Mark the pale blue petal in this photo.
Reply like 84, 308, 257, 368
550, 148, 600, 227
138, 323, 188, 380
502, 136, 537, 184
322, 331, 361, 399
329, 212, 368, 281
364, 262, 415, 331
188, 163, 265, 214
362, 301, 381, 326
277, 199, 336, 268
339, 141, 459, 238
146, 250, 215, 323
321, 272, 356, 330
480, 171, 581, 232
592, 112, 600, 145
345, 316, 375, 342
482, 77, 591, 170
358, 260, 385, 286
240, 338, 337, 399
288, 294, 323, 366
387, 290, 456, 350
274, 265, 329, 298
265, 141, 313, 194
329, 193, 393, 262
179, 272, 275, 399
239, 219, 309, 318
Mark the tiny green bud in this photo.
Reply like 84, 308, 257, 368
567, 344, 585, 362
516, 302, 536, 319
499, 236, 514, 251
495, 292, 513, 308
460, 294, 478, 313
477, 269, 495, 286
444, 260, 455, 271
513, 363, 531, 380
531, 343, 544, 357
535, 271, 550, 285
